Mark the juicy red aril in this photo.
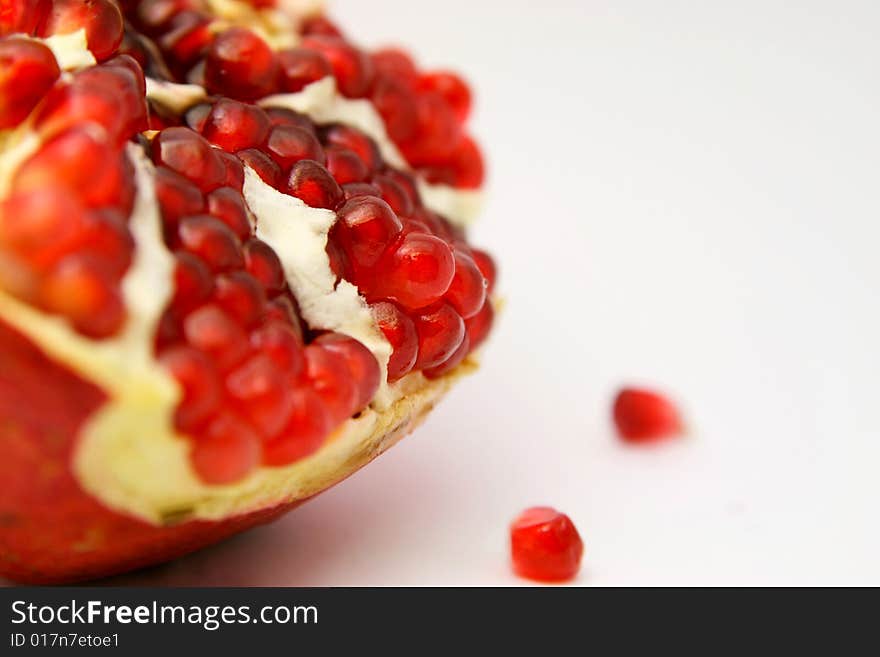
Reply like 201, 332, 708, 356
612, 388, 683, 443
177, 215, 244, 272
265, 107, 314, 131
300, 14, 343, 38
204, 27, 278, 101
421, 135, 485, 189
266, 125, 325, 169
412, 303, 465, 370
301, 35, 373, 98
464, 300, 494, 351
323, 125, 380, 172
370, 301, 417, 382
201, 99, 270, 152
153, 127, 226, 192
400, 91, 461, 166
0, 38, 60, 130
278, 47, 332, 92
301, 343, 358, 425
510, 507, 584, 582
213, 271, 266, 328
243, 239, 285, 294
0, 0, 50, 35
372, 173, 415, 217
136, 0, 187, 34
159, 345, 221, 431
445, 249, 487, 319
324, 145, 369, 184
39, 0, 124, 62
470, 248, 497, 295
262, 388, 331, 466
369, 232, 455, 311
78, 209, 134, 277
332, 196, 402, 271
286, 159, 342, 209
236, 148, 281, 188
154, 166, 205, 228
158, 11, 213, 73
226, 352, 294, 438
424, 333, 469, 380
183, 304, 249, 371
0, 188, 87, 270
341, 182, 381, 202
190, 411, 261, 484
370, 77, 417, 143
314, 333, 380, 410
171, 251, 213, 313
206, 186, 252, 240
418, 71, 472, 123
371, 48, 418, 87
217, 150, 245, 190
250, 319, 303, 376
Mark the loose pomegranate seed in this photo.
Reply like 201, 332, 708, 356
153, 127, 226, 192
265, 124, 325, 169
332, 196, 403, 272
421, 135, 485, 189
250, 318, 303, 376
368, 232, 455, 311
370, 77, 417, 143
371, 48, 418, 87
0, 38, 60, 130
159, 345, 222, 431
286, 159, 342, 209
171, 251, 213, 313
300, 35, 373, 98
510, 507, 584, 582
39, 0, 124, 62
178, 215, 244, 272
464, 300, 494, 351
190, 411, 261, 484
370, 301, 418, 382
444, 249, 487, 319
470, 248, 497, 295
418, 71, 472, 122
314, 333, 380, 410
412, 303, 465, 370
0, 0, 50, 35
201, 99, 270, 152
213, 271, 266, 328
341, 182, 381, 202
154, 166, 205, 229
278, 47, 332, 92
217, 150, 245, 190
262, 387, 331, 466
323, 125, 380, 172
302, 343, 358, 424
243, 238, 286, 295
424, 333, 469, 380
206, 186, 252, 240
226, 352, 294, 438
236, 148, 281, 188
324, 145, 369, 184
183, 304, 249, 371
372, 173, 415, 217
204, 27, 279, 100
612, 388, 683, 443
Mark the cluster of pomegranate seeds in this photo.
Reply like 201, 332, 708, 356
613, 387, 683, 443
510, 507, 584, 582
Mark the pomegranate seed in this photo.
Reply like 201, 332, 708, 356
324, 125, 380, 172
159, 345, 222, 431
250, 319, 303, 375
178, 215, 244, 272
424, 333, 469, 379
421, 135, 485, 189
184, 102, 211, 132
314, 333, 380, 410
243, 238, 286, 295
264, 107, 314, 131
191, 412, 261, 484
264, 294, 301, 334
183, 304, 249, 371
612, 388, 683, 443
324, 145, 369, 184
510, 507, 584, 582
40, 255, 125, 338
217, 150, 245, 190
372, 173, 415, 217
226, 352, 294, 438
300, 14, 343, 38
369, 232, 455, 311
202, 99, 270, 152
159, 11, 213, 72
154, 166, 205, 229
0, 0, 50, 35
0, 188, 87, 269
204, 27, 279, 100
444, 249, 487, 319
371, 77, 417, 142
278, 47, 332, 92
341, 182, 381, 202
136, 0, 188, 34
371, 48, 418, 87
262, 388, 331, 466
300, 35, 373, 98
213, 271, 266, 328
265, 124, 325, 169
0, 38, 60, 130
464, 300, 494, 351
39, 0, 123, 62
370, 301, 417, 382
400, 91, 461, 166
286, 159, 342, 209
78, 209, 135, 277
302, 343, 358, 424
206, 186, 252, 240
153, 127, 226, 192
470, 248, 497, 295
412, 303, 465, 370
171, 251, 213, 313
332, 196, 403, 272
236, 148, 281, 188
419, 71, 472, 122
104, 53, 147, 95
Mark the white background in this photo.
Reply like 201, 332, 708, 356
116, 0, 880, 585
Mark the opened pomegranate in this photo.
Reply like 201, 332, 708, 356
0, 0, 495, 583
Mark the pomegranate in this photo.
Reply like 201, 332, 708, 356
510, 507, 584, 582
613, 387, 683, 443
0, 0, 496, 583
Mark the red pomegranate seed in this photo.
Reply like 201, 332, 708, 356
510, 507, 584, 582
300, 14, 343, 38
250, 318, 303, 376
400, 91, 461, 166
421, 135, 485, 189
0, 0, 50, 35
369, 232, 455, 311
0, 38, 60, 130
40, 255, 125, 338
371, 48, 418, 87
201, 99, 270, 152
370, 301, 417, 382
470, 248, 496, 295
183, 304, 249, 371
191, 411, 261, 484
226, 352, 294, 438
178, 215, 244, 272
371, 77, 417, 143
204, 27, 279, 100
153, 127, 226, 192
39, 0, 123, 62
264, 294, 301, 333
332, 196, 403, 272
0, 188, 87, 269
159, 345, 222, 432
464, 300, 493, 351
154, 166, 205, 229
444, 249, 487, 319
278, 47, 332, 92
424, 333, 469, 379
612, 388, 683, 443
159, 11, 213, 72
136, 0, 188, 34
236, 148, 281, 188
372, 173, 415, 217
419, 71, 472, 123
412, 303, 465, 370
324, 125, 380, 172
78, 209, 134, 277
262, 387, 331, 466
171, 251, 213, 313
243, 238, 285, 294
265, 124, 325, 169
184, 102, 211, 132
286, 159, 342, 209
341, 182, 381, 202
324, 145, 369, 184
213, 271, 266, 328
217, 150, 245, 190
300, 35, 373, 98
206, 186, 252, 240
264, 107, 314, 131
302, 343, 358, 424
314, 333, 380, 410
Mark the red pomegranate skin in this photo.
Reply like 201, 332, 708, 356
0, 319, 308, 584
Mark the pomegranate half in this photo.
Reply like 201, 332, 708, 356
0, 0, 495, 583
